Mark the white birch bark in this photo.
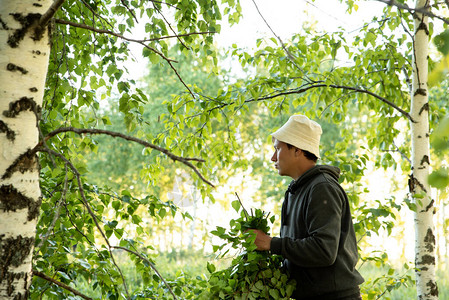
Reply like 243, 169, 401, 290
0, 0, 51, 298
410, 0, 439, 299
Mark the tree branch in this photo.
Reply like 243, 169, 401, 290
150, 0, 180, 10
54, 19, 175, 62
80, 0, 114, 29
145, 31, 215, 42
375, 0, 449, 25
198, 83, 415, 123
32, 270, 93, 300
112, 246, 178, 300
40, 127, 214, 187
39, 0, 66, 27
152, 2, 188, 49
121, 0, 138, 23
54, 18, 198, 98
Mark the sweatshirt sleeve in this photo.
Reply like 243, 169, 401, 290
271, 181, 344, 267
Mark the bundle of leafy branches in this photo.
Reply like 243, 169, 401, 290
199, 195, 296, 299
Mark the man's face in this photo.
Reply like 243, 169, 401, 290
271, 139, 297, 178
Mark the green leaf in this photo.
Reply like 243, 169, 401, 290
231, 200, 240, 213
269, 289, 280, 298
207, 262, 216, 273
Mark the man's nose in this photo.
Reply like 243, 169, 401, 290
271, 152, 277, 162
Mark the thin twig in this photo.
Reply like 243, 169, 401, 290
150, 0, 180, 10
32, 270, 93, 300
251, 0, 312, 82
145, 31, 215, 42
80, 0, 114, 29
40, 127, 214, 187
121, 0, 138, 23
235, 192, 249, 219
383, 140, 412, 164
112, 246, 179, 300
153, 2, 188, 49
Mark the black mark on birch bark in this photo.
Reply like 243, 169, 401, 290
0, 235, 34, 269
414, 88, 427, 97
0, 185, 41, 221
7, 13, 42, 48
416, 20, 430, 36
29, 87, 38, 92
0, 234, 33, 299
6, 63, 28, 74
417, 254, 435, 266
427, 280, 439, 296
3, 97, 40, 118
408, 174, 427, 194
0, 17, 9, 29
419, 103, 429, 115
424, 228, 435, 252
420, 155, 430, 166
33, 3, 43, 6
0, 120, 16, 141
2, 149, 38, 180
424, 199, 436, 214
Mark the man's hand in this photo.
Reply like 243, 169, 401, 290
247, 229, 272, 251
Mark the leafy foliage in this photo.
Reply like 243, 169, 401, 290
27, 0, 449, 298
200, 199, 296, 299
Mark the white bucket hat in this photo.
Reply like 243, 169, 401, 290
271, 115, 322, 158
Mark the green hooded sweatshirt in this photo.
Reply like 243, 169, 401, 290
270, 165, 364, 299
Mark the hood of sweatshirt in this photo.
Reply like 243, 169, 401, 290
287, 165, 341, 194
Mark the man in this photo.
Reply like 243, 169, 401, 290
251, 114, 364, 300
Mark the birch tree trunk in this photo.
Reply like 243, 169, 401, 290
410, 0, 439, 299
0, 0, 51, 298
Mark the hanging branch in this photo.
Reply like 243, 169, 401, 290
149, 0, 180, 9
40, 127, 214, 187
35, 147, 131, 299
34, 164, 68, 251
120, 0, 138, 23
235, 192, 250, 220
80, 0, 114, 29
153, 2, 189, 49
33, 270, 93, 300
112, 246, 178, 300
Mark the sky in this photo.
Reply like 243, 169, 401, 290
216, 0, 385, 50
127, 0, 386, 82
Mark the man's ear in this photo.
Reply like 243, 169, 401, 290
294, 148, 302, 157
